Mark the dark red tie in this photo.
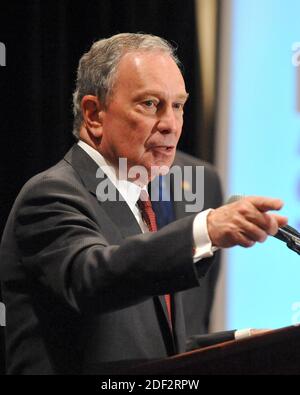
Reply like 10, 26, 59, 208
137, 192, 172, 326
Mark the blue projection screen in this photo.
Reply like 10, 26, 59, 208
227, 0, 300, 329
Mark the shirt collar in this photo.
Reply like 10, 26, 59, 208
77, 140, 147, 211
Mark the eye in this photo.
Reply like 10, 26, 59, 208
173, 102, 185, 111
143, 100, 157, 108
141, 100, 159, 113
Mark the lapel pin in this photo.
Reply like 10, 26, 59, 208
182, 180, 192, 192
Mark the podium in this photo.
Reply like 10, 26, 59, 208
132, 325, 300, 375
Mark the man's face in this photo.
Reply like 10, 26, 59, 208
98, 51, 188, 182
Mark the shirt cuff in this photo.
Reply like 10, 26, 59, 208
234, 328, 252, 340
192, 209, 218, 262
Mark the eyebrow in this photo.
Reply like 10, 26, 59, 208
135, 90, 190, 102
176, 93, 190, 101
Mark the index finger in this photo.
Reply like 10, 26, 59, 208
247, 196, 284, 212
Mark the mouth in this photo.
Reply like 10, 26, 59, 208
150, 146, 175, 155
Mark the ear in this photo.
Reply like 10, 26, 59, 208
81, 95, 105, 139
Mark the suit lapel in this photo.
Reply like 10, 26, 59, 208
64, 144, 141, 238
99, 198, 142, 238
158, 295, 173, 333
65, 145, 174, 342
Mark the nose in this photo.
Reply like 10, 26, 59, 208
157, 106, 178, 134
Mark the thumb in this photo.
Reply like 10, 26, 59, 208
270, 213, 288, 228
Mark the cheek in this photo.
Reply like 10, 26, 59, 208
108, 112, 148, 146
117, 124, 152, 159
127, 118, 154, 146
177, 116, 184, 134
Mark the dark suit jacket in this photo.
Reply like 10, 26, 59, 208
0, 145, 229, 374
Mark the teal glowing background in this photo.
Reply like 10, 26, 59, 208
227, 0, 300, 329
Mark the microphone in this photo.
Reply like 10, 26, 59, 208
227, 195, 300, 255
274, 225, 300, 255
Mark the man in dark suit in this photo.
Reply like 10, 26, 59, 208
0, 33, 287, 374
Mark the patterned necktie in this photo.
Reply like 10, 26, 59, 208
137, 191, 172, 326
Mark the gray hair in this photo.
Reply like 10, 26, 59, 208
72, 33, 181, 139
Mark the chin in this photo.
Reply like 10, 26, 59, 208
146, 162, 171, 178
157, 157, 175, 169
